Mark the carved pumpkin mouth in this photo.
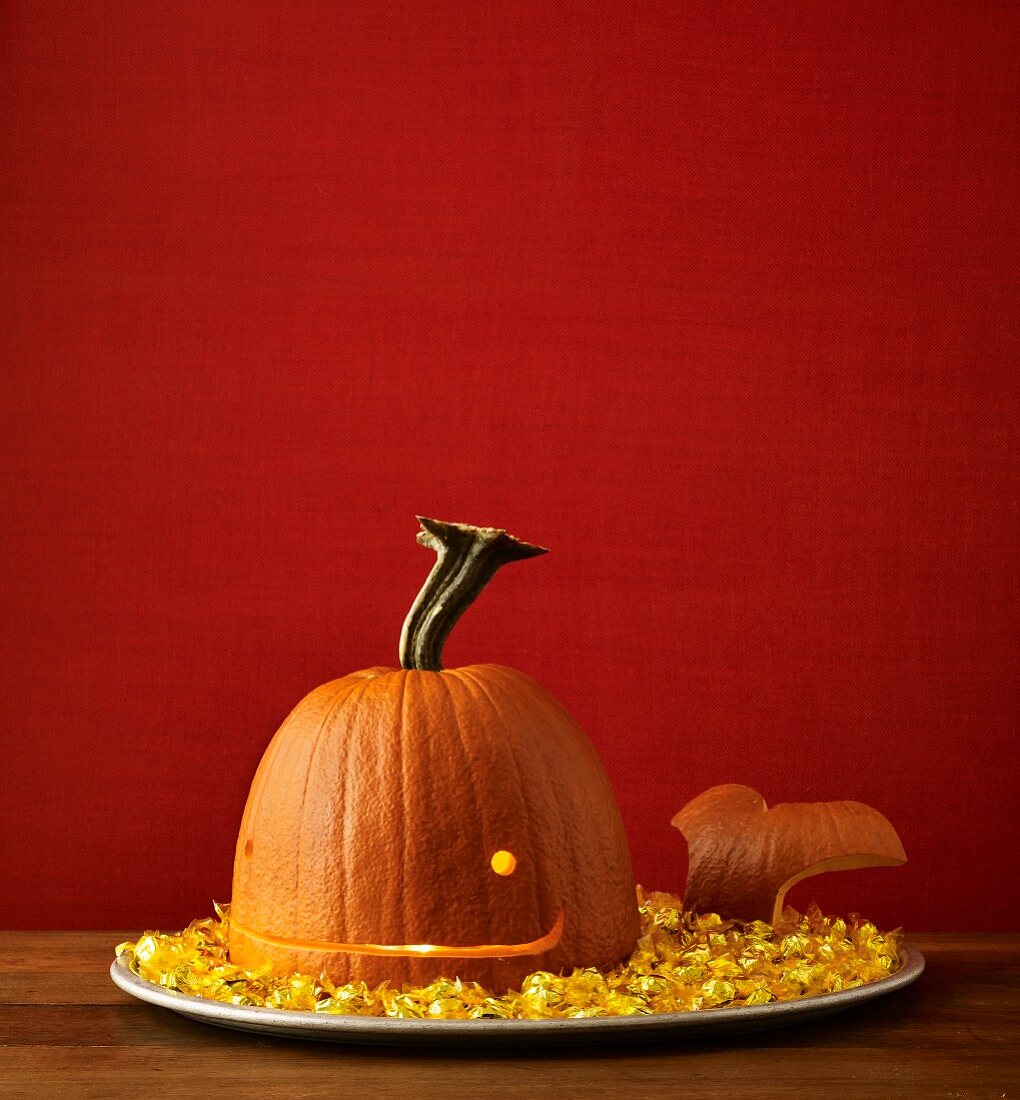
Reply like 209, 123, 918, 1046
232, 905, 565, 959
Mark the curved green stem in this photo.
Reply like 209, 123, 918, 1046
399, 517, 548, 671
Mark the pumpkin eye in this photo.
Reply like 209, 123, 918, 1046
490, 850, 517, 876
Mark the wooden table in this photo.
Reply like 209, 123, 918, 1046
1, 933, 1016, 1098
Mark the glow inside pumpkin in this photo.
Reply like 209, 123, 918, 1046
490, 850, 517, 876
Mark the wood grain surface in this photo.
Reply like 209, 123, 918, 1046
1, 933, 1016, 1098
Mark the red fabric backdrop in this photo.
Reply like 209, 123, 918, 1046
1, 1, 1017, 933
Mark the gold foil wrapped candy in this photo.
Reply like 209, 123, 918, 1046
115, 890, 902, 1020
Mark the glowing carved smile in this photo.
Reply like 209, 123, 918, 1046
232, 905, 565, 959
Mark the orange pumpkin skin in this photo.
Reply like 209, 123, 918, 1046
229, 663, 639, 990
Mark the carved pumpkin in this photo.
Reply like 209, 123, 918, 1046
229, 518, 639, 990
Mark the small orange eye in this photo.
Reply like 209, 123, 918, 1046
490, 850, 517, 876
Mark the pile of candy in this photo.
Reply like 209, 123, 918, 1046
116, 889, 902, 1019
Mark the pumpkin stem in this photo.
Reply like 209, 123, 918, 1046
399, 517, 548, 671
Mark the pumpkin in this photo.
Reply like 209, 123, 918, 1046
229, 518, 639, 990
672, 784, 907, 925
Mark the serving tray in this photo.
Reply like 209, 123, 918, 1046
110, 945, 923, 1046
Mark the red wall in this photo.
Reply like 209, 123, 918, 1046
1, 2, 1017, 933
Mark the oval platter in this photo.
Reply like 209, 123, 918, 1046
110, 944, 923, 1046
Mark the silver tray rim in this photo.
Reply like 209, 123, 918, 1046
109, 942, 924, 1046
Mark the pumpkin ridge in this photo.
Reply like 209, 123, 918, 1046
487, 663, 623, 961
475, 665, 573, 953
466, 664, 572, 959
336, 674, 397, 941
490, 664, 609, 776
294, 676, 375, 935
243, 681, 351, 863
437, 668, 497, 949
338, 694, 355, 945
454, 666, 545, 938
397, 668, 411, 949
297, 668, 393, 937
240, 677, 364, 934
